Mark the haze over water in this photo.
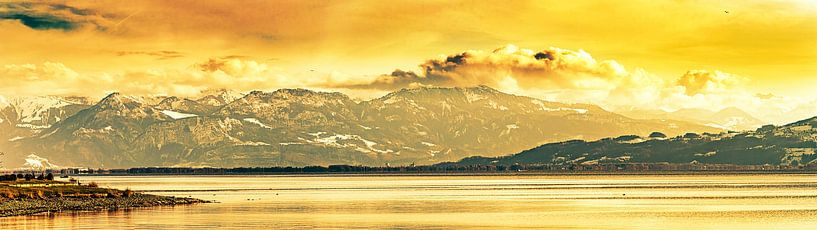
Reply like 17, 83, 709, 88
3, 174, 817, 229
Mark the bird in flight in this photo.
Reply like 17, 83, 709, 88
724, 10, 729, 14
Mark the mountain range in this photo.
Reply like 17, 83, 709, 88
617, 107, 766, 131
0, 86, 721, 168
451, 117, 817, 166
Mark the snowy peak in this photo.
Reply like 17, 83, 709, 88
96, 92, 133, 109
237, 88, 353, 107
3, 86, 724, 168
0, 95, 92, 131
376, 85, 593, 115
619, 107, 765, 131
0, 95, 10, 109
196, 89, 245, 106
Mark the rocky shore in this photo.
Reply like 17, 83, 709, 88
0, 178, 208, 217
0, 193, 206, 217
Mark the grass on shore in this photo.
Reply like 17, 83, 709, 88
0, 179, 135, 201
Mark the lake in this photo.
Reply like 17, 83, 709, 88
3, 174, 817, 229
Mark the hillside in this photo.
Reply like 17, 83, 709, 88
451, 117, 817, 166
1, 86, 720, 168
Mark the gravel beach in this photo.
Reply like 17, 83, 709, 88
0, 193, 207, 217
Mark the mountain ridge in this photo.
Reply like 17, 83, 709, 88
447, 116, 817, 167
1, 86, 721, 168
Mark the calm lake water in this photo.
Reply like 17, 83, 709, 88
3, 174, 817, 229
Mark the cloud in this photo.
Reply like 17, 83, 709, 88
355, 44, 642, 90
676, 70, 746, 96
196, 57, 270, 77
346, 44, 663, 106
0, 57, 372, 99
339, 44, 816, 124
0, 44, 813, 125
116, 51, 184, 60
0, 2, 114, 31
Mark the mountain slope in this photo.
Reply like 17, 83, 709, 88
618, 107, 766, 131
2, 86, 721, 168
0, 96, 91, 144
450, 117, 817, 166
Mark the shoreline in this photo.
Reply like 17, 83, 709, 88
0, 193, 206, 217
69, 170, 817, 177
0, 179, 208, 218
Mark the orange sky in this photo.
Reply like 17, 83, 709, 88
1, 0, 816, 123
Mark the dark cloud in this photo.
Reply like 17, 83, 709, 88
343, 69, 454, 90
0, 2, 112, 31
339, 45, 640, 91
534, 52, 554, 60
116, 51, 184, 60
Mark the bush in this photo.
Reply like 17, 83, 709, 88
107, 191, 121, 198
649, 132, 667, 138
0, 174, 17, 181
36, 174, 45, 180
45, 173, 54, 180
2, 191, 15, 199
123, 188, 134, 197
87, 182, 99, 188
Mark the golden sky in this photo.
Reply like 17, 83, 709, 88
1, 0, 816, 122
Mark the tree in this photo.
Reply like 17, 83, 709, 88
648, 132, 667, 139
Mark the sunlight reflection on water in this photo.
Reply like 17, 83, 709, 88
3, 174, 817, 229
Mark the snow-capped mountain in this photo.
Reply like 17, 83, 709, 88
618, 107, 766, 131
0, 95, 92, 143
196, 89, 246, 107
1, 86, 721, 168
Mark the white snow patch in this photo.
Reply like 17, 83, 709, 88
0, 95, 9, 109
161, 110, 198, 119
243, 118, 272, 129
501, 124, 520, 136
241, 141, 271, 146
23, 154, 59, 169
12, 96, 73, 123
464, 91, 487, 103
8, 136, 25, 142
359, 125, 372, 130
306, 132, 394, 154
383, 97, 398, 104
75, 126, 114, 135
486, 100, 508, 111
421, 141, 436, 147
39, 128, 59, 138
16, 123, 50, 129
530, 100, 587, 114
